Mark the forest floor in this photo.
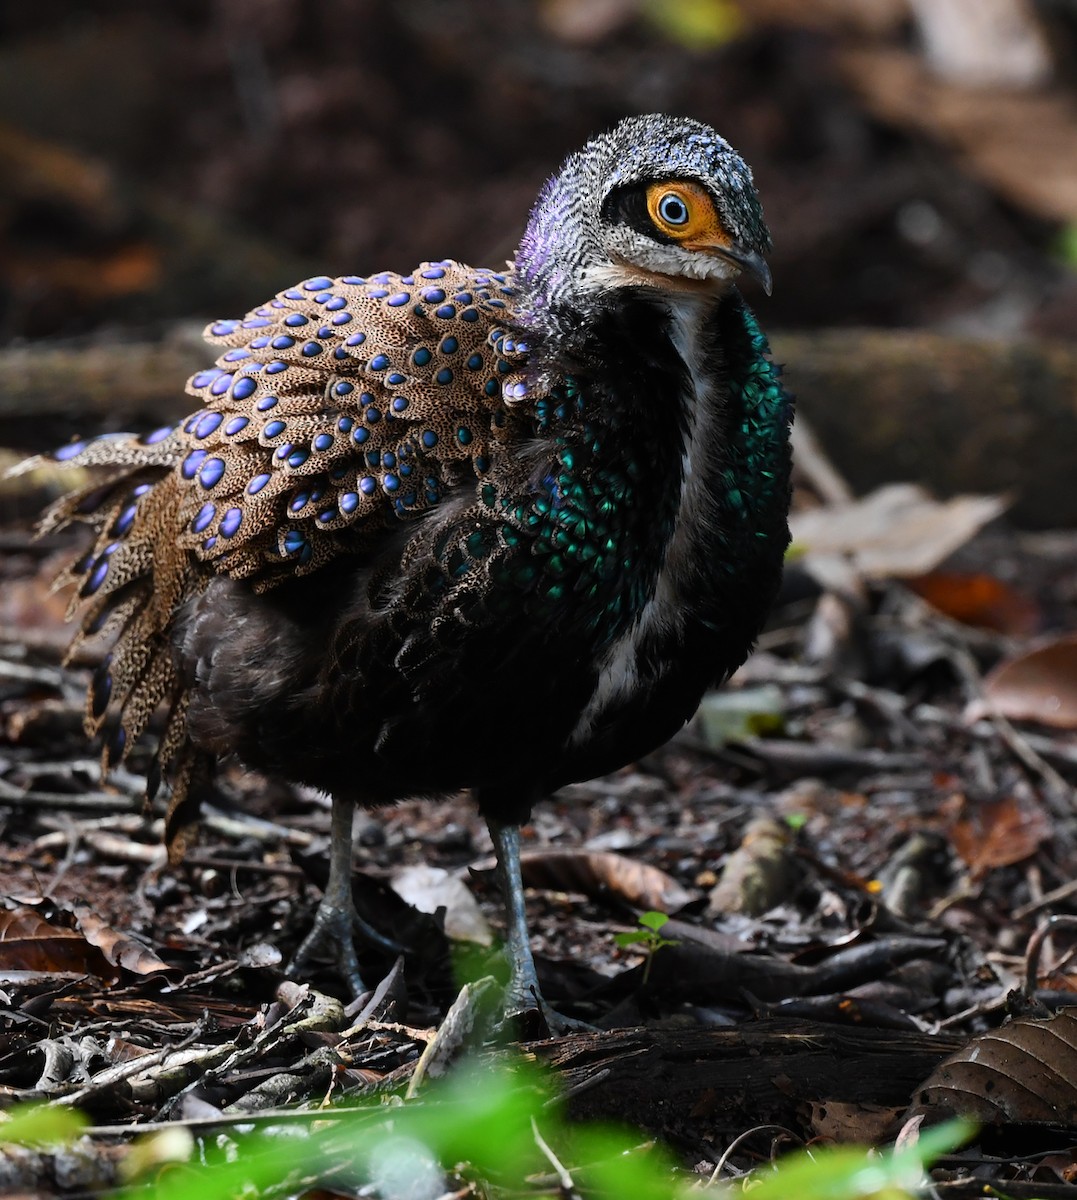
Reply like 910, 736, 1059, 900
2, 489, 1077, 1195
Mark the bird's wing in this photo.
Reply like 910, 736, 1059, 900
20, 261, 529, 795
39, 261, 526, 584
175, 261, 526, 585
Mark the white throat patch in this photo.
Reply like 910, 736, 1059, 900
569, 294, 720, 745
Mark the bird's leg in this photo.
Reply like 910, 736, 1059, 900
288, 793, 366, 996
486, 818, 593, 1036
487, 819, 542, 1016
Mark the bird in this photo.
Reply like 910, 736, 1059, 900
23, 113, 792, 1028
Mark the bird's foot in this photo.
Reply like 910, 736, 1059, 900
351, 907, 406, 958
287, 899, 367, 998
502, 981, 594, 1039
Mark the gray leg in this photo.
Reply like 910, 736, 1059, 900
288, 794, 366, 996
486, 817, 594, 1035
487, 819, 542, 1015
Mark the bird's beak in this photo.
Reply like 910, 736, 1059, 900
708, 242, 773, 296
685, 234, 772, 295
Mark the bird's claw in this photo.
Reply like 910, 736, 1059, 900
352, 907, 405, 957
502, 983, 595, 1039
287, 899, 367, 998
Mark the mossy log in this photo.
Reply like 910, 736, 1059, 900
1, 326, 1074, 526
533, 1021, 963, 1146
772, 329, 1077, 528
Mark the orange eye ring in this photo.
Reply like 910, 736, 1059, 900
645, 180, 727, 245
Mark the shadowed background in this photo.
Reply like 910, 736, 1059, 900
1, 0, 1076, 517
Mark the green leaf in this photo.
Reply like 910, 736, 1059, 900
614, 930, 652, 948
730, 1120, 974, 1200
568, 1124, 681, 1200
0, 1103, 88, 1147
638, 911, 670, 933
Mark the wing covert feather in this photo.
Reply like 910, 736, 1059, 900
171, 260, 528, 587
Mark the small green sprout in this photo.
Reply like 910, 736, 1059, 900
614, 910, 679, 985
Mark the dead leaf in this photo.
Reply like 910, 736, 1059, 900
914, 1010, 1077, 1125
707, 815, 796, 918
809, 1100, 903, 1143
104, 1036, 156, 1063
519, 850, 695, 913
389, 865, 493, 946
907, 571, 1040, 636
0, 905, 116, 979
839, 44, 1077, 222
70, 903, 171, 975
975, 633, 1077, 730
789, 483, 1006, 591
946, 794, 1051, 878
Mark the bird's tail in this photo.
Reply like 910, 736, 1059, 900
12, 432, 207, 860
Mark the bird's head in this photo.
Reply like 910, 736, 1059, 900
515, 114, 771, 335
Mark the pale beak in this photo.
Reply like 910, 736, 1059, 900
708, 243, 773, 296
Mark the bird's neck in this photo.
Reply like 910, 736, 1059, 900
522, 286, 791, 642
659, 290, 792, 634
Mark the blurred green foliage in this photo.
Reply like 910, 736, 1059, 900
1057, 222, 1077, 268
0, 1057, 971, 1198
641, 0, 745, 49
0, 1102, 87, 1147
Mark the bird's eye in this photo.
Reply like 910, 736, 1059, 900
645, 180, 724, 243
657, 193, 689, 225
